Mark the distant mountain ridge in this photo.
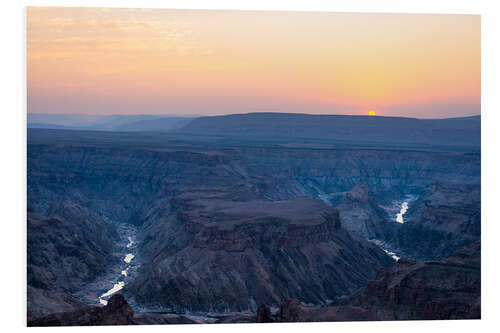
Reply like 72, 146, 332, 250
177, 112, 480, 147
27, 114, 195, 132
28, 112, 480, 147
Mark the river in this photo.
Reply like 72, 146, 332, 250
383, 194, 417, 224
73, 222, 139, 307
369, 239, 401, 261
372, 194, 418, 261
396, 201, 409, 223
98, 235, 137, 305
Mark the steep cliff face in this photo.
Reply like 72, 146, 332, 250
27, 209, 118, 317
260, 242, 480, 323
127, 195, 394, 312
28, 294, 214, 326
28, 141, 480, 216
327, 183, 395, 240
27, 144, 241, 225
237, 147, 480, 201
28, 133, 481, 211
353, 241, 480, 320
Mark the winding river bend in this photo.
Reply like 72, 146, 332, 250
369, 239, 400, 261
98, 235, 137, 305
381, 194, 417, 224
396, 201, 409, 223
372, 195, 418, 261
74, 222, 139, 307
74, 195, 415, 307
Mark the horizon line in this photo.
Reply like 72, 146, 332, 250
27, 111, 481, 121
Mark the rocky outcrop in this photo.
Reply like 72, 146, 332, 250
28, 294, 198, 326
28, 294, 134, 326
276, 299, 303, 321
179, 197, 342, 251
127, 196, 394, 312
331, 183, 395, 240
352, 241, 480, 320
256, 304, 272, 323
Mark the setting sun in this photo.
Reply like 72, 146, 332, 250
368, 110, 376, 116
26, 8, 480, 117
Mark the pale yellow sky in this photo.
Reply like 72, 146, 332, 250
27, 7, 480, 117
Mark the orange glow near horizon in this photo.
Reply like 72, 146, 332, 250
27, 7, 481, 118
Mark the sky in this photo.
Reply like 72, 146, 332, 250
27, 7, 481, 118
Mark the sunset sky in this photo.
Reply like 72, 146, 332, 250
27, 7, 480, 118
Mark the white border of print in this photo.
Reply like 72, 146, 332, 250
2, 0, 499, 332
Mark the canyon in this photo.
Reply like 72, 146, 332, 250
27, 113, 480, 324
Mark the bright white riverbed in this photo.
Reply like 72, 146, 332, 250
396, 201, 409, 223
98, 281, 125, 305
94, 227, 137, 306
124, 253, 135, 263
